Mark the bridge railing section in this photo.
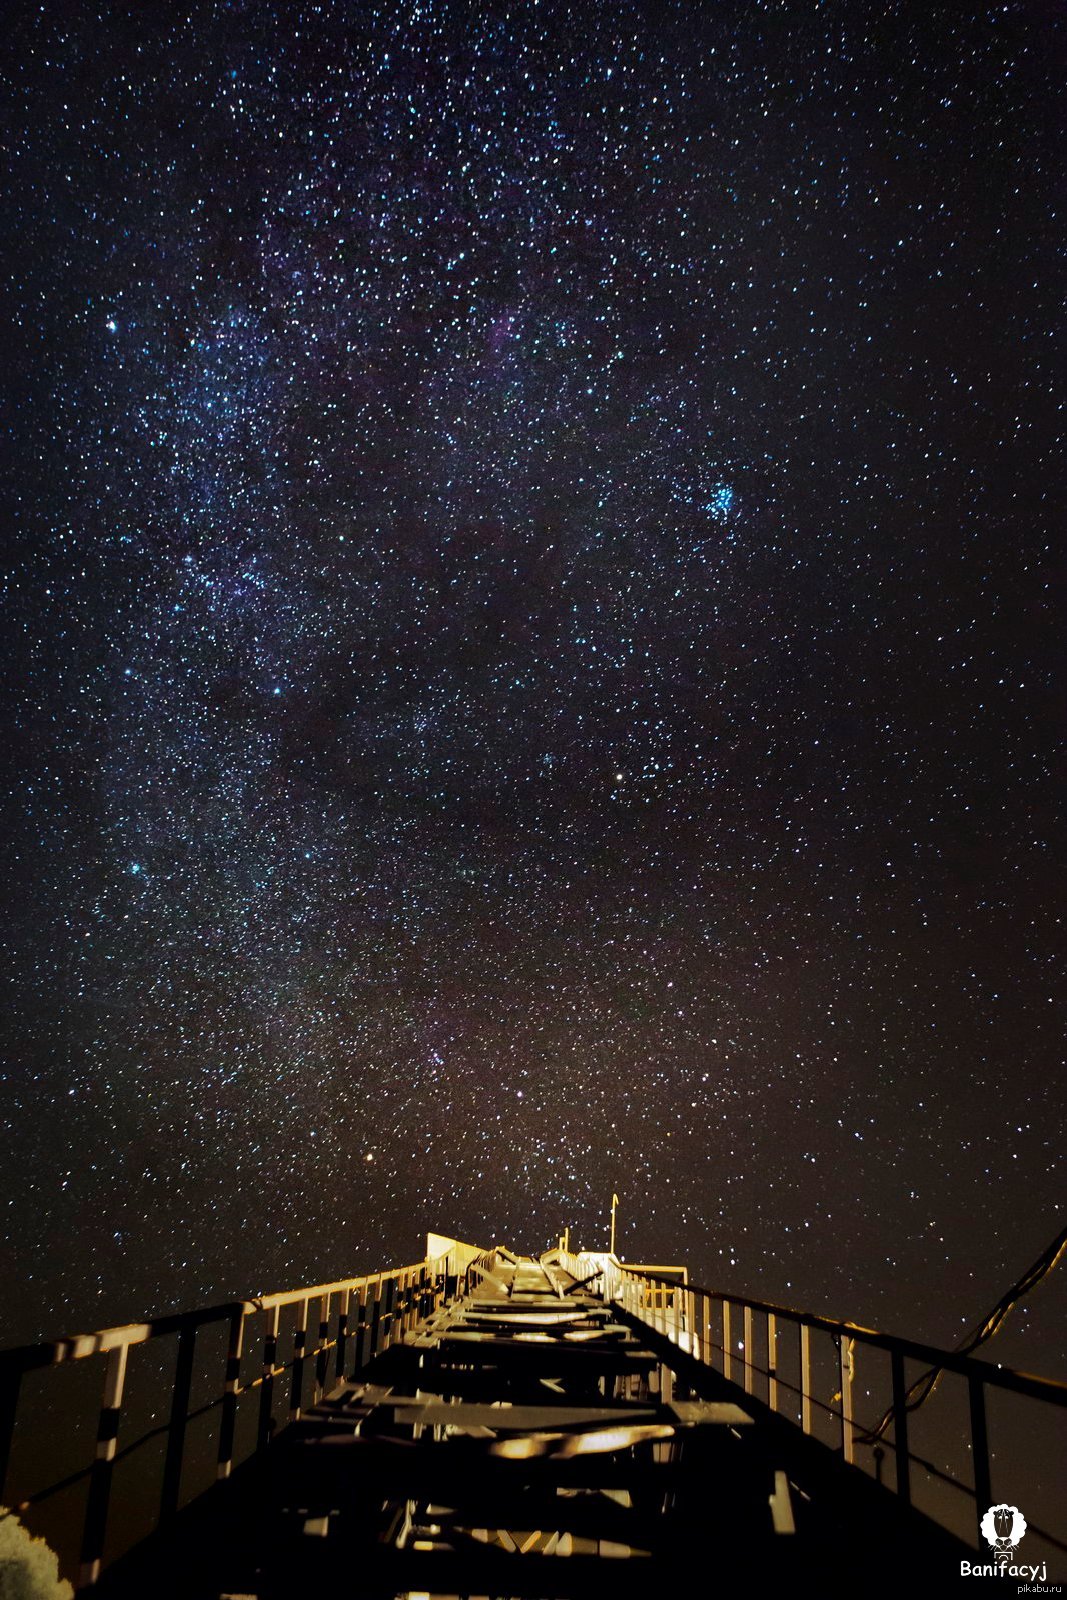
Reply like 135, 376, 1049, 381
460, 1249, 500, 1298
590, 1257, 1067, 1564
0, 1250, 454, 1591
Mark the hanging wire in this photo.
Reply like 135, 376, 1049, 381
856, 1222, 1067, 1446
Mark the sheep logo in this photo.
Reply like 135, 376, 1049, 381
980, 1504, 1027, 1562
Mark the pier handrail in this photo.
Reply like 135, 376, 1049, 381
0, 1248, 455, 1590
593, 1256, 1067, 1558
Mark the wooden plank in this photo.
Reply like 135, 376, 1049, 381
377, 1402, 663, 1430
667, 1400, 753, 1427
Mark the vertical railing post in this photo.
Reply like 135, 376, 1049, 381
289, 1299, 308, 1422
722, 1300, 732, 1384
369, 1277, 383, 1357
352, 1282, 369, 1375
890, 1347, 911, 1506
767, 1313, 778, 1412
79, 1342, 129, 1588
383, 1275, 396, 1349
217, 1309, 245, 1480
258, 1306, 280, 1453
371, 1276, 384, 1354
800, 1322, 812, 1434
840, 1336, 854, 1464
159, 1323, 197, 1524
969, 1374, 992, 1545
743, 1305, 754, 1395
314, 1293, 331, 1403
335, 1289, 350, 1382
0, 1357, 22, 1506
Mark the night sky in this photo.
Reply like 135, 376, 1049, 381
1, 0, 1063, 1386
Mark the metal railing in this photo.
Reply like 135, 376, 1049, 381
0, 1249, 456, 1591
462, 1249, 500, 1297
592, 1257, 1067, 1557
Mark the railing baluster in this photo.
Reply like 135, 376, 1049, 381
376, 1275, 387, 1351
217, 1309, 245, 1480
0, 1357, 22, 1505
258, 1306, 280, 1452
385, 1274, 396, 1348
840, 1336, 854, 1463
335, 1288, 350, 1381
352, 1282, 369, 1374
722, 1299, 732, 1383
79, 1343, 129, 1588
767, 1313, 778, 1412
891, 1347, 911, 1506
743, 1305, 754, 1395
289, 1298, 308, 1422
969, 1374, 992, 1545
314, 1292, 331, 1402
369, 1276, 383, 1356
373, 1275, 385, 1353
159, 1323, 197, 1524
800, 1322, 812, 1434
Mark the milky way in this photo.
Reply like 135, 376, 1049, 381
1, 1, 1062, 1384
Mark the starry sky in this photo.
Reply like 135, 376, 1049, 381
0, 0, 1063, 1383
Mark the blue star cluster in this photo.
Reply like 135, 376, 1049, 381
0, 0, 1062, 1369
